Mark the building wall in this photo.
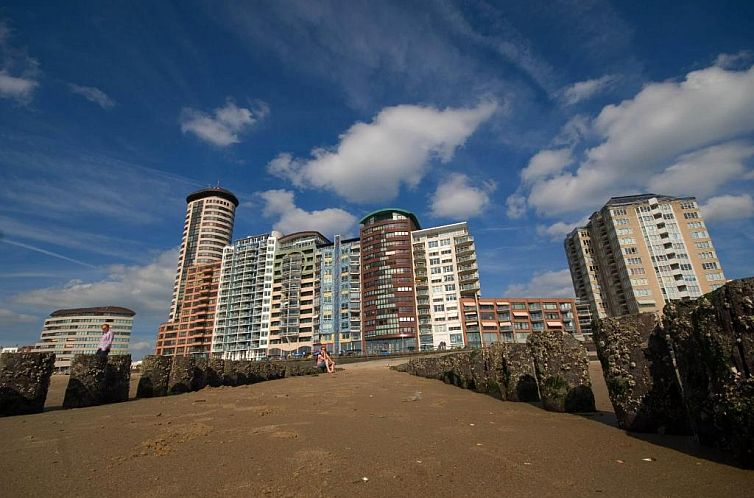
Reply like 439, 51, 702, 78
317, 236, 362, 354
33, 307, 134, 372
411, 222, 480, 350
168, 188, 237, 321
156, 261, 221, 357
565, 194, 725, 318
460, 297, 579, 346
268, 232, 330, 358
211, 233, 278, 360
360, 209, 420, 354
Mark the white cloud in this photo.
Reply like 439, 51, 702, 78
68, 83, 115, 109
715, 50, 753, 69
129, 340, 155, 357
180, 99, 267, 146
700, 194, 754, 222
647, 142, 754, 198
503, 269, 575, 297
520, 148, 572, 184
0, 21, 39, 103
268, 101, 497, 203
430, 173, 496, 220
561, 75, 615, 106
536, 220, 585, 241
259, 190, 357, 238
505, 193, 527, 219
515, 63, 754, 217
0, 71, 37, 100
0, 308, 36, 324
12, 249, 176, 320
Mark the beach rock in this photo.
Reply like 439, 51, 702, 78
136, 355, 173, 398
168, 356, 196, 394
284, 360, 322, 377
192, 357, 208, 391
205, 358, 224, 387
593, 314, 689, 433
103, 355, 131, 404
528, 330, 595, 413
665, 278, 754, 466
63, 355, 107, 408
0, 352, 56, 416
223, 360, 245, 386
501, 343, 539, 402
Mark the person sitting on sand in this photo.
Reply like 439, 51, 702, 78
316, 346, 335, 374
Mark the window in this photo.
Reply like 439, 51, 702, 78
705, 273, 724, 281
635, 289, 651, 297
680, 201, 696, 209
513, 322, 529, 330
443, 275, 455, 282
445, 284, 456, 292
687, 221, 704, 229
619, 238, 636, 245
695, 241, 712, 249
626, 257, 642, 265
429, 258, 440, 265
431, 267, 442, 274
511, 302, 526, 310
434, 305, 445, 312
440, 239, 451, 246
702, 262, 718, 270
428, 241, 439, 248
443, 265, 454, 273
630, 268, 646, 275
623, 247, 637, 255
691, 231, 709, 239
614, 218, 629, 225
683, 211, 699, 219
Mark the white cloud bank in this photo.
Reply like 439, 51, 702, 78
68, 83, 115, 109
268, 101, 497, 203
504, 269, 575, 298
430, 173, 496, 220
560, 75, 615, 106
259, 190, 357, 238
700, 194, 754, 221
509, 63, 754, 218
0, 21, 39, 103
180, 99, 268, 146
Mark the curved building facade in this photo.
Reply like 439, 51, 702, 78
33, 306, 134, 373
359, 209, 420, 354
169, 187, 238, 321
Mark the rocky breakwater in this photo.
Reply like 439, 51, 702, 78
0, 352, 56, 416
593, 314, 690, 433
528, 330, 595, 413
664, 278, 754, 467
136, 355, 173, 398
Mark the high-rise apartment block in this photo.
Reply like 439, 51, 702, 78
360, 209, 421, 354
212, 233, 279, 360
412, 222, 480, 350
33, 306, 133, 372
460, 297, 580, 346
318, 236, 362, 353
565, 194, 725, 319
156, 261, 221, 356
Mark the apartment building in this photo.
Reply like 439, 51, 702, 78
317, 235, 362, 354
460, 297, 580, 346
211, 233, 280, 360
156, 261, 220, 356
411, 222, 480, 350
565, 194, 725, 318
33, 306, 133, 372
360, 209, 421, 354
168, 187, 238, 321
268, 231, 331, 358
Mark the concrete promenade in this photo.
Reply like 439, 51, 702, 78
0, 359, 751, 497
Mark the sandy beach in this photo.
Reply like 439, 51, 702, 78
0, 359, 751, 497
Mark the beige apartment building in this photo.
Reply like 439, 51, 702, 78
411, 222, 480, 350
565, 194, 725, 318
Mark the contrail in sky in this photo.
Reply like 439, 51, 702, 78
1, 238, 97, 269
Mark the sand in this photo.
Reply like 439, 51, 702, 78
0, 359, 751, 497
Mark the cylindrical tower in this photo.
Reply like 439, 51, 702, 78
359, 208, 421, 354
168, 187, 239, 321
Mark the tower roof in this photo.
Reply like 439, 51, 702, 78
186, 187, 239, 207
49, 306, 135, 317
358, 208, 421, 229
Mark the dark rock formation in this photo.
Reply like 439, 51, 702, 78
205, 358, 224, 387
168, 356, 196, 394
501, 343, 540, 402
664, 278, 754, 466
136, 355, 173, 398
223, 360, 244, 386
528, 330, 595, 413
63, 355, 108, 408
192, 357, 208, 391
0, 352, 56, 416
284, 360, 322, 377
593, 314, 689, 433
103, 355, 131, 404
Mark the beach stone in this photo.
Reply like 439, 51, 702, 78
501, 343, 540, 402
192, 357, 208, 391
665, 278, 754, 466
63, 355, 107, 408
168, 356, 196, 394
205, 358, 224, 387
0, 352, 56, 416
223, 360, 245, 386
528, 330, 595, 413
103, 355, 131, 404
284, 360, 322, 377
593, 314, 689, 433
137, 355, 173, 398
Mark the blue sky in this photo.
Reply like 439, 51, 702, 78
1, 1, 753, 358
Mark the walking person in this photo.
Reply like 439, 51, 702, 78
96, 323, 113, 359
